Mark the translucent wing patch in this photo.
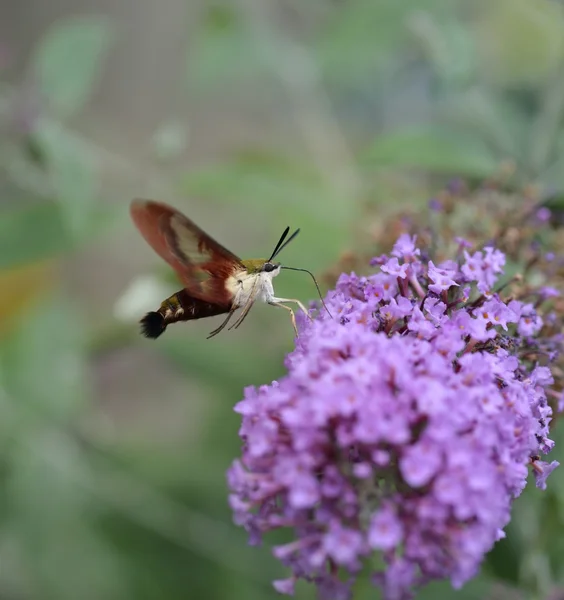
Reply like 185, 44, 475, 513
130, 199, 244, 306
169, 215, 214, 264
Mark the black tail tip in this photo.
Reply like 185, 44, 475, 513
140, 312, 166, 339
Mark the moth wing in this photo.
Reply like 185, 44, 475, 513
130, 199, 243, 306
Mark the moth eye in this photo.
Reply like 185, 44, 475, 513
264, 263, 276, 273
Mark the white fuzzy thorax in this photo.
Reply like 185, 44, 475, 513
226, 266, 281, 309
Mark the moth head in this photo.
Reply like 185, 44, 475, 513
262, 261, 281, 276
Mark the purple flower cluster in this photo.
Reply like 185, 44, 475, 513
227, 234, 560, 600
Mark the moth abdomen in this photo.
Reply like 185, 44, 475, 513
140, 289, 231, 338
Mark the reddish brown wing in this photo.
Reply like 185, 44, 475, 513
130, 199, 244, 306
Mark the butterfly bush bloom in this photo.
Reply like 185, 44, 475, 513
227, 234, 560, 600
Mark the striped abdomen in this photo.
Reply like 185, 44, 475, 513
140, 289, 231, 339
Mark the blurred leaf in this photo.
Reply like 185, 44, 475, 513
0, 203, 66, 269
161, 333, 280, 393
528, 74, 564, 176
412, 576, 495, 600
364, 125, 500, 177
0, 261, 56, 334
101, 510, 272, 600
182, 151, 346, 217
0, 201, 118, 270
180, 152, 357, 267
315, 0, 409, 86
0, 293, 126, 598
484, 526, 524, 585
484, 481, 562, 592
439, 91, 529, 165
1, 298, 88, 421
472, 0, 564, 86
36, 118, 98, 236
6, 436, 127, 600
408, 10, 475, 88
188, 5, 267, 89
351, 569, 501, 599
541, 130, 564, 192
33, 16, 114, 117
316, 0, 461, 88
315, 0, 450, 87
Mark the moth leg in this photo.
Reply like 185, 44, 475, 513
227, 276, 259, 331
229, 304, 254, 330
207, 309, 236, 339
270, 297, 313, 321
228, 286, 259, 331
268, 301, 300, 337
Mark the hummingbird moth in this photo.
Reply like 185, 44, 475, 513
130, 199, 327, 339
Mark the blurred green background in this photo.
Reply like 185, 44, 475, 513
1, 1, 564, 599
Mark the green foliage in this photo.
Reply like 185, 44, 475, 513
363, 124, 500, 178
180, 151, 357, 268
0, 301, 127, 600
35, 119, 99, 237
398, 0, 564, 185
187, 4, 267, 89
0, 203, 66, 269
0, 201, 116, 270
33, 16, 114, 118
315, 0, 412, 86
472, 0, 564, 86
2, 299, 87, 419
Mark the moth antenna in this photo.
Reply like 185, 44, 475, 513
268, 226, 290, 262
281, 266, 333, 319
271, 228, 300, 260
